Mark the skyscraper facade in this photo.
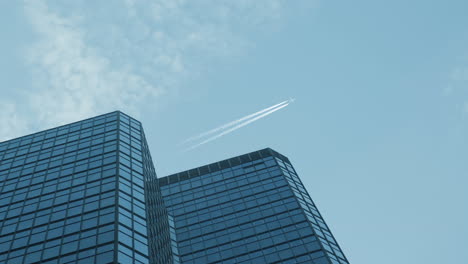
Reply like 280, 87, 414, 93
0, 112, 348, 264
0, 112, 172, 264
158, 148, 349, 264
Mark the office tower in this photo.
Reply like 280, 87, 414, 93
0, 111, 349, 264
158, 148, 349, 264
0, 112, 173, 264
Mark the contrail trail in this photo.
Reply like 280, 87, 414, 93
185, 102, 290, 151
179, 99, 289, 145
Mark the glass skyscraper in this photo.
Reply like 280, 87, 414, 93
0, 112, 348, 264
0, 112, 172, 264
159, 148, 348, 264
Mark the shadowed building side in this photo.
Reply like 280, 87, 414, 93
158, 148, 349, 264
0, 111, 174, 264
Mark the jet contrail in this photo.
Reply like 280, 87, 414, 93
179, 99, 290, 145
185, 102, 290, 151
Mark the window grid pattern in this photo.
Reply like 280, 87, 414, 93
159, 152, 337, 264
116, 113, 151, 264
1, 113, 348, 264
275, 158, 349, 264
0, 111, 174, 264
141, 128, 174, 264
0, 112, 119, 264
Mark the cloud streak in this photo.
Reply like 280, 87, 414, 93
0, 0, 302, 141
184, 99, 292, 151
180, 99, 289, 145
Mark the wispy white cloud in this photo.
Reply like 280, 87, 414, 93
447, 66, 468, 115
23, 0, 162, 127
1, 0, 303, 141
0, 102, 29, 142
451, 67, 468, 81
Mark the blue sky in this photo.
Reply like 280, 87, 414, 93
1, 1, 467, 263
